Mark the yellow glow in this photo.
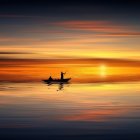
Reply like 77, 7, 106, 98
99, 64, 107, 77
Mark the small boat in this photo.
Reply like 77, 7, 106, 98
43, 78, 71, 83
43, 72, 71, 84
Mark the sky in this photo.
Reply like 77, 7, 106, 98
0, 0, 140, 82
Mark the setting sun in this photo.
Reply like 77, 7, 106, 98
99, 64, 107, 77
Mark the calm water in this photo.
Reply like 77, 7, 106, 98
0, 82, 140, 140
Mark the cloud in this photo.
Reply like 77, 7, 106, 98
0, 37, 40, 42
104, 32, 140, 37
53, 20, 140, 36
0, 14, 40, 18
0, 58, 140, 67
0, 52, 33, 54
53, 20, 125, 32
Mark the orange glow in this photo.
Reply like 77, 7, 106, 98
0, 58, 140, 82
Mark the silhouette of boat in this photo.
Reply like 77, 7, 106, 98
43, 72, 71, 84
43, 78, 71, 83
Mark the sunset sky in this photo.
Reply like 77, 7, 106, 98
0, 0, 140, 82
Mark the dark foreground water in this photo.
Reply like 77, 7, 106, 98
0, 82, 140, 140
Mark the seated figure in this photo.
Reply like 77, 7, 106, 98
49, 76, 53, 81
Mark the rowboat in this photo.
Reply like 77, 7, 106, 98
43, 78, 71, 83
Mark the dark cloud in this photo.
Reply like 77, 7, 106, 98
0, 52, 33, 54
0, 15, 40, 18
0, 58, 140, 67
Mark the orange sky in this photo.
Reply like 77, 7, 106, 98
0, 18, 140, 83
0, 58, 140, 82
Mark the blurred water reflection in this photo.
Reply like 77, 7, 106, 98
0, 82, 139, 139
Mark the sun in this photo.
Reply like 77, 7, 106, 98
99, 64, 107, 77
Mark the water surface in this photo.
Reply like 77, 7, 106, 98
0, 82, 140, 139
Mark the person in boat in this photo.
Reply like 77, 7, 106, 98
48, 76, 53, 81
61, 72, 66, 80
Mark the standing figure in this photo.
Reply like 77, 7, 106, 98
61, 72, 65, 80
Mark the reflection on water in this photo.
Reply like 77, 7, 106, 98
46, 82, 70, 91
0, 82, 140, 139
58, 83, 64, 91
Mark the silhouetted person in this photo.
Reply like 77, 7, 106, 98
49, 76, 53, 81
61, 72, 65, 80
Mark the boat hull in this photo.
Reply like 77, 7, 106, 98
43, 78, 71, 83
